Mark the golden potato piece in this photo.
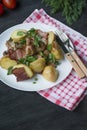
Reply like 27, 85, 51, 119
42, 65, 58, 82
11, 29, 27, 42
13, 64, 34, 78
0, 56, 17, 70
51, 48, 64, 60
48, 31, 55, 44
51, 41, 64, 60
30, 58, 46, 73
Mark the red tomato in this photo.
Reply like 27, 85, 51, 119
2, 0, 16, 9
0, 3, 4, 15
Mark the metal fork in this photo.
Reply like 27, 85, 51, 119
55, 30, 87, 78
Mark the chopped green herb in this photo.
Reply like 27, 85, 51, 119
55, 60, 60, 65
20, 39, 26, 44
47, 44, 52, 51
45, 53, 60, 65
33, 81, 36, 84
27, 28, 36, 37
36, 35, 42, 41
18, 58, 26, 64
27, 28, 43, 47
39, 52, 44, 57
29, 28, 36, 33
34, 34, 42, 47
34, 77, 38, 81
33, 77, 38, 84
18, 56, 37, 66
26, 56, 37, 62
17, 31, 26, 36
7, 66, 13, 75
48, 53, 55, 63
34, 37, 39, 47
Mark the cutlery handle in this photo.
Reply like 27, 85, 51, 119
71, 51, 87, 77
66, 53, 85, 79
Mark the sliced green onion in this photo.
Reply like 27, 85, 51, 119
47, 44, 52, 51
17, 31, 26, 36
27, 28, 36, 37
20, 39, 26, 44
34, 37, 39, 47
18, 56, 37, 66
7, 66, 13, 75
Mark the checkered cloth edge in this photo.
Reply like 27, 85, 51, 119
24, 9, 87, 111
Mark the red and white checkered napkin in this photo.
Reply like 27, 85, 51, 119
24, 9, 87, 110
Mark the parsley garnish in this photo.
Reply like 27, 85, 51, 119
45, 53, 59, 65
33, 81, 36, 84
47, 44, 52, 51
17, 31, 26, 36
20, 39, 26, 44
27, 28, 36, 37
7, 66, 13, 75
18, 56, 37, 66
33, 77, 38, 84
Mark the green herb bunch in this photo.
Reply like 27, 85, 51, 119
42, 0, 86, 25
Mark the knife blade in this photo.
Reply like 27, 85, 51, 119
56, 35, 85, 79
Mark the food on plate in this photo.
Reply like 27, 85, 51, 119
12, 64, 34, 81
30, 58, 46, 73
0, 56, 17, 69
51, 41, 64, 60
11, 29, 27, 42
48, 31, 55, 44
0, 28, 64, 82
42, 65, 58, 82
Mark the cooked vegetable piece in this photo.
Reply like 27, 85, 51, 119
11, 29, 27, 42
0, 56, 17, 69
18, 56, 37, 66
30, 58, 46, 73
7, 66, 13, 75
51, 41, 64, 60
27, 28, 36, 37
48, 31, 55, 44
42, 65, 58, 82
47, 44, 52, 51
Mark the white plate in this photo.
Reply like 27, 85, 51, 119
0, 23, 72, 91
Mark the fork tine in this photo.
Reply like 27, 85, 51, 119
55, 30, 74, 50
55, 30, 62, 36
55, 30, 68, 42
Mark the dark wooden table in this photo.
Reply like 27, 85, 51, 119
0, 0, 87, 130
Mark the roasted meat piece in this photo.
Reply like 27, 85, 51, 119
12, 67, 29, 81
8, 49, 26, 60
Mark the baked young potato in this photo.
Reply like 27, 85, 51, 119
51, 41, 64, 60
11, 29, 27, 42
48, 31, 55, 44
42, 65, 59, 82
0, 56, 17, 69
30, 58, 46, 73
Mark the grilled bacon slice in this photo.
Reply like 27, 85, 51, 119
12, 64, 34, 81
12, 67, 29, 81
8, 49, 26, 60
